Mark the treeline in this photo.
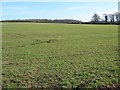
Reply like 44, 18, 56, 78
91, 12, 120, 23
81, 21, 120, 25
1, 19, 81, 24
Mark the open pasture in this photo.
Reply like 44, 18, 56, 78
2, 23, 118, 88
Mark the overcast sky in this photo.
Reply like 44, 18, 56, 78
1, 1, 118, 21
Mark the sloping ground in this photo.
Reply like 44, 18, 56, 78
2, 23, 118, 88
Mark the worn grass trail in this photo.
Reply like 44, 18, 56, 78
2, 23, 118, 88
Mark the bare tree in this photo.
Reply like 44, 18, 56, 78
114, 12, 120, 22
109, 14, 115, 22
91, 13, 100, 22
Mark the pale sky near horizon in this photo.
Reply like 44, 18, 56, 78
1, 2, 118, 21
1, 0, 119, 2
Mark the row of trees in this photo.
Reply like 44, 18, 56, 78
91, 12, 120, 23
1, 19, 81, 24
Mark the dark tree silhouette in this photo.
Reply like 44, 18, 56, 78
103, 14, 108, 22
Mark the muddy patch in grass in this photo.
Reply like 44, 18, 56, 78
17, 45, 26, 48
31, 39, 59, 46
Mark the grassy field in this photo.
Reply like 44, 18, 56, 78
2, 23, 118, 88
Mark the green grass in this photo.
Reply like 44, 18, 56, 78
2, 23, 118, 88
